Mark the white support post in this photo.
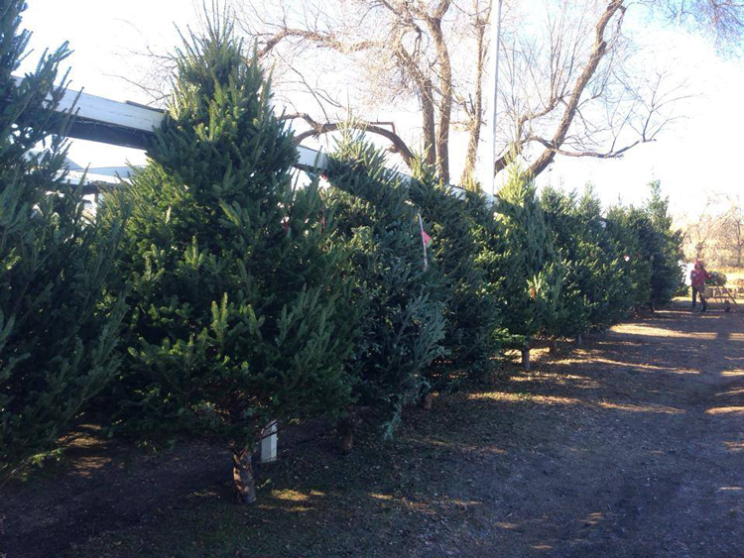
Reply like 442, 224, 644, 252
260, 420, 277, 464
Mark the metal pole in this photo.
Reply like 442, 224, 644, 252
482, 0, 504, 196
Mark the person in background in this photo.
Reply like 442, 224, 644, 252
691, 260, 711, 312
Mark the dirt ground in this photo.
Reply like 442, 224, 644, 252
2, 301, 744, 557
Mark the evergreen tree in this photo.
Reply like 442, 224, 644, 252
408, 162, 500, 389
324, 134, 446, 437
539, 188, 587, 344
493, 168, 562, 368
605, 204, 654, 311
102, 22, 353, 503
0, 0, 123, 479
645, 181, 684, 306
575, 188, 632, 329
541, 186, 630, 339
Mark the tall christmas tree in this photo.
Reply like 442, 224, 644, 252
606, 204, 655, 311
324, 134, 446, 437
0, 0, 123, 479
102, 21, 354, 503
493, 167, 562, 368
645, 181, 684, 307
408, 161, 500, 388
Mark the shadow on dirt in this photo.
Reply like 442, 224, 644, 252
3, 303, 744, 558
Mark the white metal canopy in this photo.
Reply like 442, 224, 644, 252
14, 75, 492, 203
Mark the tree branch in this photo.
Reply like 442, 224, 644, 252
284, 113, 415, 166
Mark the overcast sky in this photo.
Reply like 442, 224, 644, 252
17, 0, 744, 220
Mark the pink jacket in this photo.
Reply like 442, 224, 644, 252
691, 268, 709, 289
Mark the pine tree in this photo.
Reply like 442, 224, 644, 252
574, 187, 632, 329
324, 134, 446, 437
540, 186, 631, 340
101, 22, 354, 503
493, 168, 562, 368
645, 181, 684, 307
606, 205, 654, 311
0, 0, 123, 479
408, 162, 500, 388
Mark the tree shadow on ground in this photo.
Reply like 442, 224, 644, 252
4, 303, 744, 558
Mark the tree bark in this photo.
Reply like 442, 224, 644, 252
420, 392, 434, 411
461, 3, 487, 186
337, 417, 354, 454
521, 347, 531, 371
425, 3, 454, 184
422, 79, 437, 166
232, 448, 257, 505
528, 0, 625, 178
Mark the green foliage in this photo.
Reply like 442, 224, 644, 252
408, 161, 500, 386
100, 22, 353, 454
708, 271, 727, 287
605, 205, 653, 310
324, 135, 446, 436
0, 0, 123, 479
541, 186, 631, 335
602, 183, 683, 311
645, 181, 684, 305
492, 168, 562, 348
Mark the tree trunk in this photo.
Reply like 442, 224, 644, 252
232, 448, 257, 504
426, 9, 454, 184
337, 417, 354, 454
461, 7, 487, 186
521, 347, 531, 371
420, 392, 434, 411
575, 334, 583, 347
528, 1, 625, 178
549, 339, 558, 354
422, 80, 437, 166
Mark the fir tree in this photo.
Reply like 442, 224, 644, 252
494, 168, 562, 368
0, 0, 123, 479
324, 134, 446, 437
606, 205, 654, 311
408, 162, 500, 388
645, 181, 684, 306
540, 186, 630, 340
575, 187, 632, 329
102, 21, 354, 503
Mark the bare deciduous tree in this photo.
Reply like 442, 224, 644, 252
681, 192, 744, 267
124, 0, 744, 187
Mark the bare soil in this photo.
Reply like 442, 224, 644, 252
2, 302, 744, 557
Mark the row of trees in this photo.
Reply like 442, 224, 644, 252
1, 3, 683, 503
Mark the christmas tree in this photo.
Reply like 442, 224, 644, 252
493, 167, 562, 368
408, 161, 500, 388
606, 205, 655, 311
324, 134, 446, 437
0, 0, 123, 479
645, 181, 684, 307
574, 188, 632, 329
102, 21, 354, 503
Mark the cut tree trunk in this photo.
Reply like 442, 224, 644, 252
421, 392, 434, 411
337, 417, 354, 454
232, 448, 257, 504
521, 347, 531, 371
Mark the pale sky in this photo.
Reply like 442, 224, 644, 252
17, 0, 744, 220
